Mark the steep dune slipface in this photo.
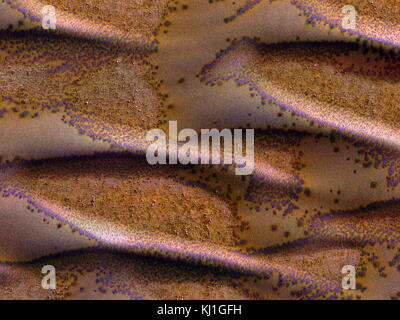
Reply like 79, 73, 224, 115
293, 0, 400, 46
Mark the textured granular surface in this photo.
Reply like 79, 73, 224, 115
1, 0, 400, 300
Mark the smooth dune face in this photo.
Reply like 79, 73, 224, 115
293, 0, 400, 46
200, 40, 400, 144
0, 0, 399, 300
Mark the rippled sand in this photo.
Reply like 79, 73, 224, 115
0, 0, 399, 299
